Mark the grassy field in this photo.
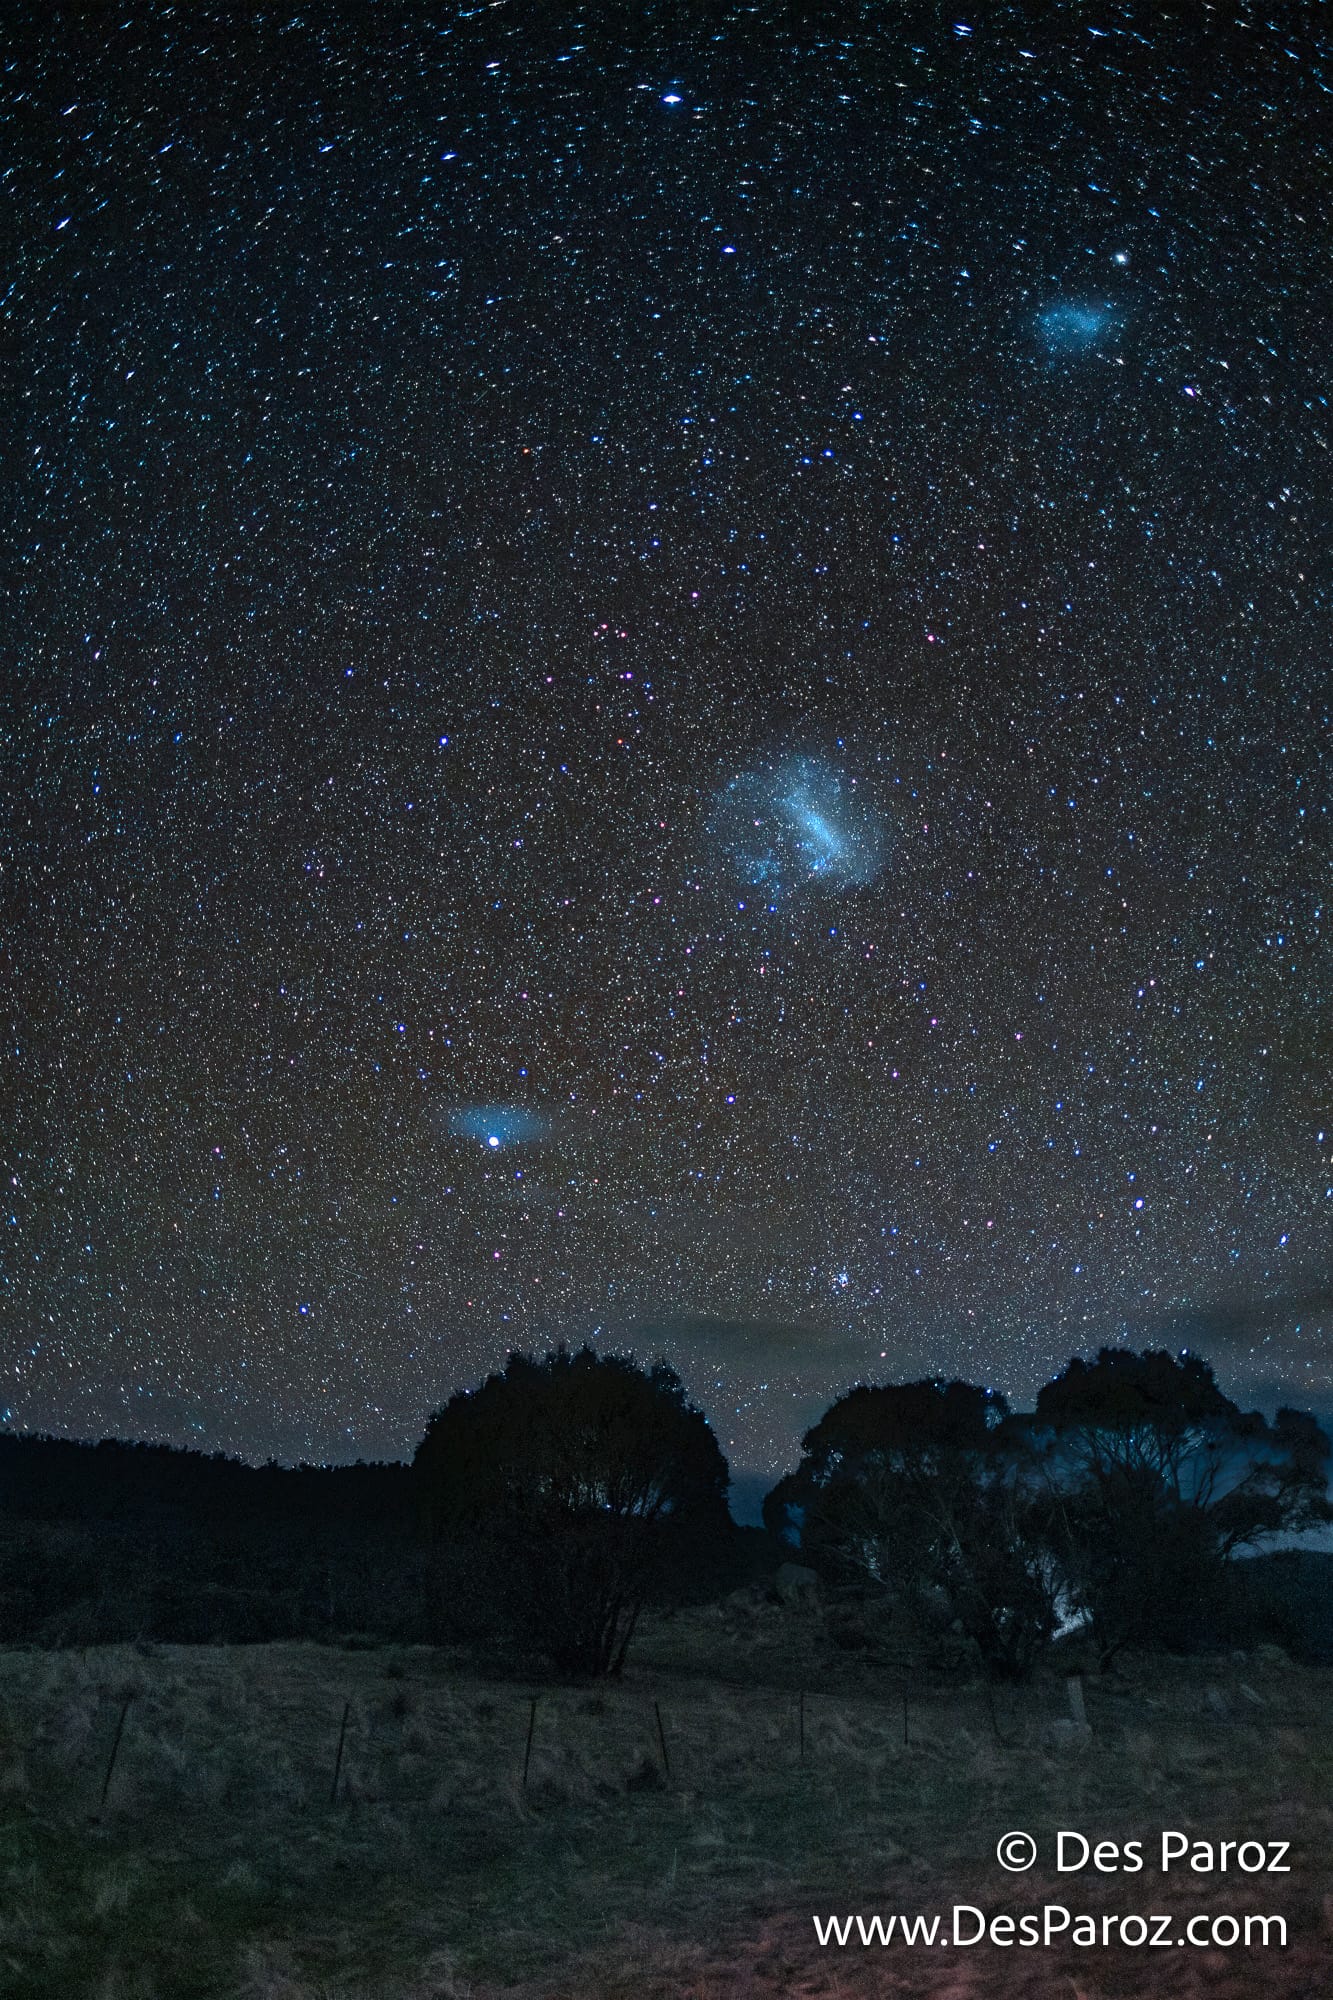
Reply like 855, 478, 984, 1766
0, 1595, 1328, 1997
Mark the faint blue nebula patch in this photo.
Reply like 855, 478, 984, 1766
440, 1105, 551, 1149
711, 753, 886, 897
1037, 299, 1118, 354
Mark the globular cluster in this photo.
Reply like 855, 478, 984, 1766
5, 2, 1330, 1479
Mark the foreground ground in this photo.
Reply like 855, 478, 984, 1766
0, 1599, 1327, 1997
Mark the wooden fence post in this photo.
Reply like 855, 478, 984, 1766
330, 1699, 351, 1804
1067, 1675, 1088, 1729
522, 1697, 537, 1788
96, 1694, 133, 1815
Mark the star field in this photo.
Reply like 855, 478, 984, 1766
6, 2, 1331, 1476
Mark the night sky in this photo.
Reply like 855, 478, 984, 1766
7, 2, 1331, 1483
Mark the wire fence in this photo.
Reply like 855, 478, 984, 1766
5, 1657, 1214, 1818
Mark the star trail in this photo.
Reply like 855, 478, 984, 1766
6, 2, 1330, 1478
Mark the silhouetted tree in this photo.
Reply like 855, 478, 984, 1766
413, 1346, 730, 1675
1028, 1349, 1332, 1663
766, 1380, 1057, 1679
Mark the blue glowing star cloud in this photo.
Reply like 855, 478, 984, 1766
1037, 301, 1117, 353
712, 755, 886, 898
444, 1107, 550, 1148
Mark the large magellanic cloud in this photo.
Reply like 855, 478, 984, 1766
710, 752, 887, 899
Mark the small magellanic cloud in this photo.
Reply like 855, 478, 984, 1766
442, 1106, 550, 1149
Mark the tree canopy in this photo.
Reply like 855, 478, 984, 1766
765, 1378, 1055, 1679
1024, 1348, 1332, 1659
414, 1345, 729, 1675
765, 1349, 1331, 1674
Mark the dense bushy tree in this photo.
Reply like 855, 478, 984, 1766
413, 1346, 730, 1675
766, 1351, 1331, 1675
1027, 1349, 1332, 1663
765, 1380, 1057, 1679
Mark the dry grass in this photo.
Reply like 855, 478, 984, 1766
0, 1605, 1327, 1997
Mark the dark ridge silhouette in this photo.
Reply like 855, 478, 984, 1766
0, 1432, 433, 1649
0, 1433, 412, 1525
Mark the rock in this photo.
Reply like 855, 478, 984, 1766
1043, 1718, 1092, 1747
724, 1585, 768, 1612
773, 1562, 821, 1604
